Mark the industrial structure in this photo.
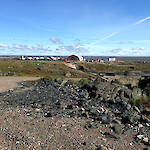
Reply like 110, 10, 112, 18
67, 54, 84, 61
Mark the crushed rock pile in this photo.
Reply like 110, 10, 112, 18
0, 78, 150, 149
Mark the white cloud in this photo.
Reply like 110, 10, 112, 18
49, 37, 63, 44
0, 44, 8, 48
56, 44, 88, 53
0, 43, 52, 52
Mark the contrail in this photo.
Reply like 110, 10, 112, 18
87, 32, 117, 46
133, 16, 150, 26
85, 16, 150, 47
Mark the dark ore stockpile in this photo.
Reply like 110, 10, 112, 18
0, 78, 150, 150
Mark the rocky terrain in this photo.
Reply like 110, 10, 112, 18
0, 77, 150, 150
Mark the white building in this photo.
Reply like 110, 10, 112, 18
108, 57, 116, 62
67, 54, 84, 61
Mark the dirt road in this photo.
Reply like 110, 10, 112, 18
0, 77, 40, 93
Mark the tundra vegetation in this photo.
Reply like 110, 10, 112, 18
0, 58, 150, 108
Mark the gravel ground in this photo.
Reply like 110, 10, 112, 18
0, 78, 149, 150
0, 105, 149, 150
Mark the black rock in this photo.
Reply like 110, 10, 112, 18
44, 111, 57, 117
84, 121, 98, 130
123, 129, 134, 135
104, 132, 118, 139
122, 115, 138, 124
66, 104, 73, 109
101, 115, 111, 124
113, 125, 123, 134
81, 141, 86, 146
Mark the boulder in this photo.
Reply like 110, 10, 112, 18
65, 72, 72, 77
122, 115, 138, 124
124, 89, 132, 99
55, 78, 68, 86
123, 129, 134, 135
132, 87, 142, 100
114, 77, 139, 88
79, 89, 89, 99
113, 125, 123, 134
120, 90, 130, 101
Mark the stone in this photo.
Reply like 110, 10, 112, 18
35, 108, 41, 112
137, 135, 144, 140
123, 129, 134, 135
120, 90, 129, 101
143, 148, 149, 150
84, 121, 98, 129
120, 100, 128, 108
132, 87, 142, 100
139, 124, 144, 128
66, 104, 73, 109
44, 111, 57, 117
61, 78, 68, 86
81, 141, 86, 146
113, 125, 123, 134
133, 106, 141, 113
55, 78, 68, 86
122, 115, 138, 124
65, 72, 72, 77
126, 104, 132, 110
96, 146, 108, 150
103, 132, 118, 139
114, 77, 139, 88
145, 123, 150, 127
112, 119, 122, 125
101, 116, 111, 124
142, 137, 149, 143
99, 107, 105, 113
124, 89, 132, 99
80, 89, 89, 99
140, 115, 150, 123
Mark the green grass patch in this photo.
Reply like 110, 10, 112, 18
83, 62, 150, 73
0, 59, 90, 79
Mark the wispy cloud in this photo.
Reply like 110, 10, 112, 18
49, 37, 63, 44
117, 41, 133, 44
109, 48, 123, 53
134, 40, 150, 43
74, 39, 81, 42
132, 47, 145, 50
74, 39, 83, 46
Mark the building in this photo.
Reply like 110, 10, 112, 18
141, 74, 150, 79
21, 55, 26, 60
67, 54, 84, 61
108, 57, 116, 62
21, 56, 57, 61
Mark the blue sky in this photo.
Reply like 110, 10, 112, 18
0, 0, 150, 56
